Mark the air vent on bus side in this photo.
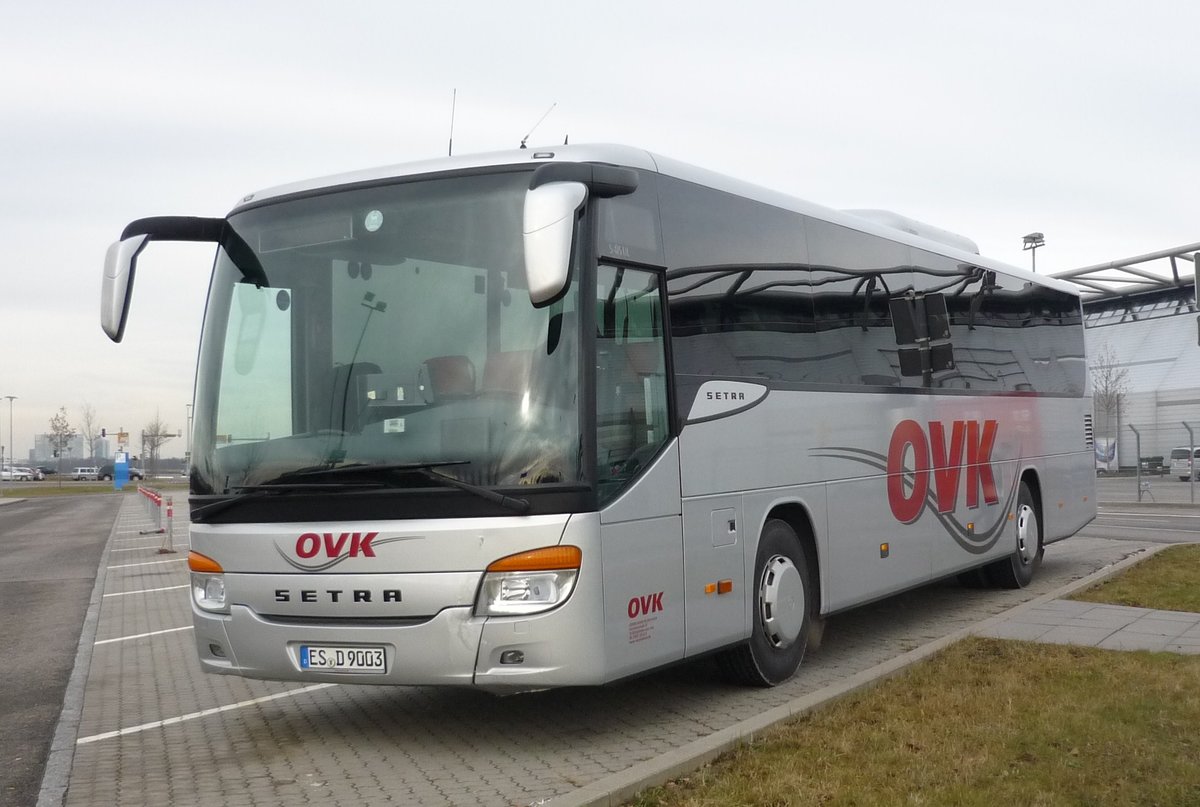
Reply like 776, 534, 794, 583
1083, 414, 1095, 449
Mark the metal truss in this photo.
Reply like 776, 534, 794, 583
1052, 242, 1199, 327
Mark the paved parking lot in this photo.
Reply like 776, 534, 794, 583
36, 493, 1168, 807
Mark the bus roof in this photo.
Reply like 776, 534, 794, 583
231, 143, 1078, 297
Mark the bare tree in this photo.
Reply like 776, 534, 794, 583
141, 412, 175, 478
79, 403, 99, 462
1091, 344, 1129, 468
49, 407, 75, 485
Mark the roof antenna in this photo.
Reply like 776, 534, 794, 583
448, 88, 457, 156
519, 102, 556, 149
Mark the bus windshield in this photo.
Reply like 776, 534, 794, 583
191, 172, 582, 495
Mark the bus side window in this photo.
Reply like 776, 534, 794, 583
596, 265, 669, 502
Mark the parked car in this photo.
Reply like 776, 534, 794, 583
98, 463, 145, 481
71, 467, 100, 481
1, 467, 33, 481
37, 466, 57, 477
1169, 447, 1200, 481
15, 466, 41, 481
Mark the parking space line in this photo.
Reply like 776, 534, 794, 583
94, 626, 193, 645
104, 585, 189, 598
106, 558, 187, 570
75, 684, 337, 745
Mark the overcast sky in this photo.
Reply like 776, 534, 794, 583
1, 0, 1197, 464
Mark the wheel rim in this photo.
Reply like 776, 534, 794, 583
1015, 503, 1038, 566
758, 554, 806, 649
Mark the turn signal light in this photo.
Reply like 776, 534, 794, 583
188, 551, 223, 573
486, 545, 581, 573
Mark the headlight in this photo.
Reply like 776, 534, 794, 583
191, 573, 228, 613
476, 569, 578, 616
188, 551, 229, 614
475, 545, 581, 617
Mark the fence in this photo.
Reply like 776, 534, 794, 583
136, 485, 176, 553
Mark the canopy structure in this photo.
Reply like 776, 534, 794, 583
1054, 241, 1199, 313
1053, 241, 1200, 470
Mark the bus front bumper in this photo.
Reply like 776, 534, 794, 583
192, 595, 606, 691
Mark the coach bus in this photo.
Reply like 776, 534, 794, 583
101, 144, 1096, 691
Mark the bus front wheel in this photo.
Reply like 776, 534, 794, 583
717, 519, 812, 687
985, 481, 1042, 589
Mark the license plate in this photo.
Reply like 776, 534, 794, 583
299, 645, 387, 673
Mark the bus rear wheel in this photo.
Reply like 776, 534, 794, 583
985, 481, 1042, 589
717, 519, 812, 687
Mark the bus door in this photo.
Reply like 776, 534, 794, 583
594, 265, 686, 678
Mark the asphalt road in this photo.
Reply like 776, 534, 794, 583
0, 495, 121, 807
1081, 507, 1200, 543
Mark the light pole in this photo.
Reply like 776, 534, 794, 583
185, 403, 193, 465
4, 396, 14, 478
1022, 232, 1045, 273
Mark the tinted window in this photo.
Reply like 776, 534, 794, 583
658, 176, 1084, 406
911, 251, 1002, 391
807, 219, 911, 388
596, 172, 663, 267
668, 214, 915, 393
909, 250, 1085, 395
661, 176, 809, 412
975, 270, 1085, 395
658, 176, 804, 269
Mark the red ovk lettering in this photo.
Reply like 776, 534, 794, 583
886, 419, 999, 523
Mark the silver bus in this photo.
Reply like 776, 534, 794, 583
101, 144, 1096, 691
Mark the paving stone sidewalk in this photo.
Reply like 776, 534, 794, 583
35, 492, 1188, 807
977, 598, 1200, 654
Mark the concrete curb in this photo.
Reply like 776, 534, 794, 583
1098, 500, 1200, 510
549, 543, 1175, 807
36, 498, 124, 807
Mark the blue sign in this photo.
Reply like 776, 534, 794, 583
114, 451, 130, 490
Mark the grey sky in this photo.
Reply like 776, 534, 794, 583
2, 0, 1197, 462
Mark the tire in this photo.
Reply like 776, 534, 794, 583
984, 481, 1042, 589
717, 519, 813, 687
101, 474, 112, 481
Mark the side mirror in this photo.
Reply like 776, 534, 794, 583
523, 181, 587, 307
100, 216, 264, 343
101, 235, 151, 342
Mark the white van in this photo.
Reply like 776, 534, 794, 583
71, 467, 100, 481
1169, 447, 1200, 481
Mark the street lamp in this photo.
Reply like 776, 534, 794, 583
1022, 232, 1045, 273
185, 403, 193, 464
4, 396, 15, 482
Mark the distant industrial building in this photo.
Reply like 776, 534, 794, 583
32, 433, 87, 465
1058, 242, 1200, 471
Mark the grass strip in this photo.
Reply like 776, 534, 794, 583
0, 482, 187, 498
631, 638, 1200, 807
1069, 543, 1200, 612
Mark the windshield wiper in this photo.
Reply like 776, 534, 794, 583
269, 460, 469, 481
260, 461, 532, 515
414, 466, 531, 515
191, 482, 385, 520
